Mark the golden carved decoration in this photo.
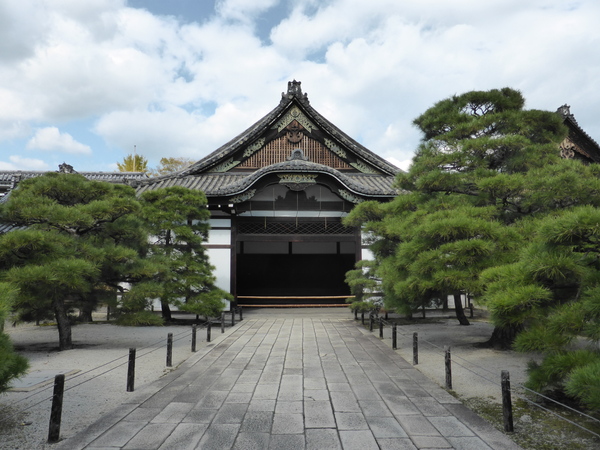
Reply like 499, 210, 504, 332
274, 106, 316, 132
243, 138, 266, 158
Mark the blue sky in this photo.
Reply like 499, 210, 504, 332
1, 0, 599, 173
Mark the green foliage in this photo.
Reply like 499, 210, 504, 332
565, 358, 600, 410
115, 311, 164, 326
179, 289, 232, 320
0, 173, 150, 349
0, 283, 29, 393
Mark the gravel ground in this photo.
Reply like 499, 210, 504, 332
0, 308, 538, 449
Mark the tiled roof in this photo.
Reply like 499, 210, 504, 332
136, 165, 397, 198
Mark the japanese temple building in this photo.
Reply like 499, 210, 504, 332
134, 81, 400, 306
2, 83, 599, 307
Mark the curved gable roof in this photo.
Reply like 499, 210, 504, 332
137, 81, 400, 200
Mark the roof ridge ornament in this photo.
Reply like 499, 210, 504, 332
281, 80, 310, 104
58, 163, 76, 173
557, 104, 573, 119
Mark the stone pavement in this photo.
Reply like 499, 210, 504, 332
55, 314, 520, 449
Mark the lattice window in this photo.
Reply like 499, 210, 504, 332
238, 136, 352, 169
238, 221, 354, 235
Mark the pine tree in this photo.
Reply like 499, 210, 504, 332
0, 173, 149, 350
139, 186, 230, 322
346, 88, 573, 339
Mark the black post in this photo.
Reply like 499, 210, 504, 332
231, 311, 235, 326
385, 311, 388, 320
127, 348, 136, 392
354, 309, 358, 320
221, 312, 225, 333
239, 306, 243, 321
191, 325, 197, 352
445, 346, 452, 390
47, 374, 65, 443
502, 370, 514, 432
392, 324, 397, 350
207, 322, 212, 343
369, 315, 374, 332
413, 332, 418, 365
106, 305, 110, 321
166, 333, 173, 367
361, 312, 365, 325
379, 318, 384, 338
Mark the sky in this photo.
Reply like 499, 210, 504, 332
1, 0, 599, 173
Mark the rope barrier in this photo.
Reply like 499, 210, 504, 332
0, 322, 223, 425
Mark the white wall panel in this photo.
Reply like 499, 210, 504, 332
208, 247, 231, 292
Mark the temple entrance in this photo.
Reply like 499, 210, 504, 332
235, 219, 358, 306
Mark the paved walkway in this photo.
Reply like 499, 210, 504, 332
56, 315, 519, 449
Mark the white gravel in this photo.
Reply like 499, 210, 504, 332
0, 317, 219, 450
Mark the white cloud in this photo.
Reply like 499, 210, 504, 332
0, 155, 50, 171
1, 0, 600, 171
27, 127, 92, 155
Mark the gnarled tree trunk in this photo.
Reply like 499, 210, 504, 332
53, 299, 73, 350
480, 325, 523, 350
453, 292, 470, 326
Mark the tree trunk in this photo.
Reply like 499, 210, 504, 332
53, 299, 73, 350
453, 292, 470, 326
161, 300, 172, 321
78, 298, 94, 323
480, 325, 523, 350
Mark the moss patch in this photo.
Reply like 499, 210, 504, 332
464, 397, 600, 449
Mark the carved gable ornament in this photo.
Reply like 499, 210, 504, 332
278, 174, 317, 191
274, 106, 316, 133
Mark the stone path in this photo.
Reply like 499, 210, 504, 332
55, 317, 520, 449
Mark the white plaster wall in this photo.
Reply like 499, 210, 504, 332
208, 247, 231, 292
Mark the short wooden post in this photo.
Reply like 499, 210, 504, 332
126, 348, 136, 392
166, 333, 173, 367
106, 305, 110, 321
445, 346, 452, 390
392, 324, 397, 349
47, 374, 65, 443
413, 332, 418, 365
385, 311, 388, 320
231, 311, 235, 326
191, 325, 197, 352
239, 306, 243, 321
354, 309, 358, 320
221, 313, 225, 333
379, 318, 384, 338
207, 322, 212, 343
369, 314, 374, 332
422, 303, 426, 318
361, 312, 365, 325
502, 370, 514, 432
